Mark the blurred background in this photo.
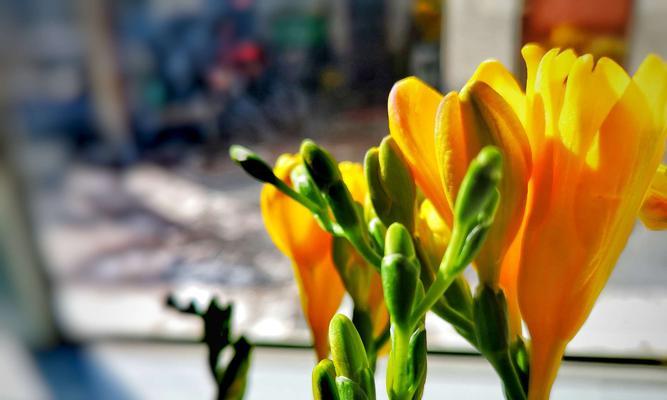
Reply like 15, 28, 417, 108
1, 0, 666, 399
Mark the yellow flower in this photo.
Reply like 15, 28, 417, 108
388, 71, 531, 287
261, 154, 344, 360
515, 46, 667, 399
262, 156, 388, 360
389, 43, 667, 399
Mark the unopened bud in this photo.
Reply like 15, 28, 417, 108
229, 145, 277, 184
381, 254, 419, 328
329, 314, 369, 381
454, 146, 502, 228
473, 284, 510, 356
365, 137, 416, 230
313, 359, 340, 400
301, 140, 342, 190
384, 223, 416, 260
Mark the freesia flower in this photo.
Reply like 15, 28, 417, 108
388, 43, 667, 399
389, 71, 530, 287
261, 155, 387, 360
516, 46, 667, 400
261, 154, 344, 360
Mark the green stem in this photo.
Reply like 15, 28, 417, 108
389, 327, 412, 400
414, 240, 476, 346
274, 179, 322, 213
430, 303, 477, 346
490, 351, 527, 400
410, 224, 465, 327
346, 231, 383, 271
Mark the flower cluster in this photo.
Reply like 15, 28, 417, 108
232, 44, 667, 400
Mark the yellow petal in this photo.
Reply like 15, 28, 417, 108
388, 77, 451, 224
536, 48, 577, 139
261, 154, 345, 360
466, 60, 526, 124
559, 56, 629, 158
339, 161, 366, 203
457, 81, 531, 285
435, 91, 477, 214
640, 165, 667, 230
633, 54, 667, 127
522, 44, 546, 100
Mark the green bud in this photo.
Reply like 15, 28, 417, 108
291, 164, 326, 209
381, 254, 419, 328
454, 191, 499, 269
327, 181, 363, 232
368, 217, 387, 252
407, 327, 427, 399
357, 367, 376, 400
313, 359, 340, 400
336, 377, 369, 400
301, 139, 342, 190
454, 146, 502, 228
473, 284, 510, 356
329, 314, 369, 381
229, 145, 277, 184
364, 137, 416, 231
384, 223, 416, 260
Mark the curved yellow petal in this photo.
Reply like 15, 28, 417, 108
339, 161, 366, 203
640, 165, 667, 230
435, 91, 476, 213
389, 77, 451, 224
435, 81, 530, 286
261, 154, 345, 360
466, 59, 526, 125
633, 54, 667, 127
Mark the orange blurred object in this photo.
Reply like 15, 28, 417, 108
522, 0, 634, 64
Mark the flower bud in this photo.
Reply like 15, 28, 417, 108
327, 181, 362, 232
368, 217, 387, 251
384, 223, 416, 260
301, 139, 342, 190
407, 327, 428, 397
473, 284, 510, 356
336, 377, 370, 400
454, 191, 499, 269
291, 163, 326, 209
364, 137, 416, 231
454, 146, 502, 228
313, 359, 340, 400
329, 314, 369, 381
381, 254, 419, 328
229, 145, 278, 184
357, 367, 376, 400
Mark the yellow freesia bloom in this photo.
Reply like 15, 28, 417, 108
261, 154, 344, 360
389, 72, 531, 287
262, 156, 388, 360
388, 43, 667, 399
517, 46, 667, 400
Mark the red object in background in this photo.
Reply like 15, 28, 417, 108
522, 0, 634, 65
